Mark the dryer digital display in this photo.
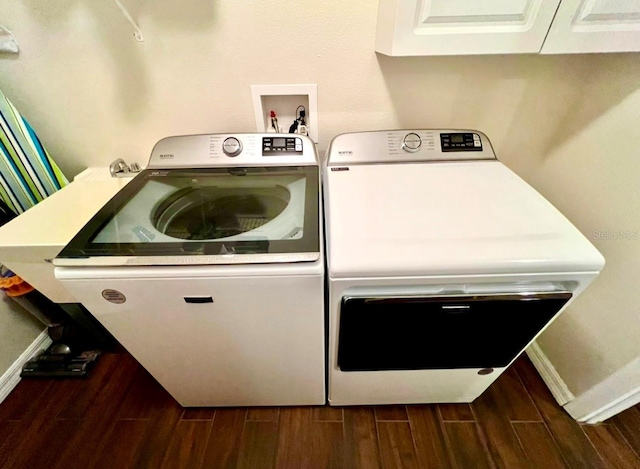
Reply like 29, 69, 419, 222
440, 133, 482, 152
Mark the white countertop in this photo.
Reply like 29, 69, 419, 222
0, 168, 132, 302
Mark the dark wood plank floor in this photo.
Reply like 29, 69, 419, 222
1, 352, 639, 469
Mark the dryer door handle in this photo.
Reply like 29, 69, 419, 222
184, 296, 214, 304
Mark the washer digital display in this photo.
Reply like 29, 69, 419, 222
262, 137, 303, 155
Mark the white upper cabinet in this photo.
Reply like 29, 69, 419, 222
375, 0, 562, 55
376, 0, 640, 55
541, 0, 640, 53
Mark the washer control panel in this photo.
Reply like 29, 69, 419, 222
440, 132, 482, 152
262, 136, 303, 156
222, 137, 243, 157
147, 133, 317, 168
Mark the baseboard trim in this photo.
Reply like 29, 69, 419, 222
526, 341, 575, 406
576, 385, 640, 424
0, 329, 51, 404
564, 356, 640, 423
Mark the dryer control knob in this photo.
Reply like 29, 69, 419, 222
402, 133, 422, 153
222, 137, 242, 157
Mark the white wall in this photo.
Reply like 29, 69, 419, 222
0, 296, 43, 374
1, 1, 639, 405
525, 82, 640, 396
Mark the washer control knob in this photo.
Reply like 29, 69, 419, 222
402, 133, 422, 153
222, 137, 242, 157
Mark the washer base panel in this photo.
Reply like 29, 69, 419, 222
59, 268, 325, 407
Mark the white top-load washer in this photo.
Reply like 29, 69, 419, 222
323, 130, 604, 406
54, 133, 325, 407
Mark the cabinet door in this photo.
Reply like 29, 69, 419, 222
541, 0, 640, 53
376, 0, 562, 56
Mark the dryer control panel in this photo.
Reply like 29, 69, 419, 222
326, 130, 496, 165
440, 132, 482, 152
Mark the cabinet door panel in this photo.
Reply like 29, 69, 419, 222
422, 1, 531, 23
376, 0, 562, 55
542, 0, 640, 53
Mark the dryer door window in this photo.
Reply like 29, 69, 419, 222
337, 292, 571, 371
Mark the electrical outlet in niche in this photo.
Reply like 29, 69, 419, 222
250, 84, 318, 143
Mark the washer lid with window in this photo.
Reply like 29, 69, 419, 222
54, 133, 321, 267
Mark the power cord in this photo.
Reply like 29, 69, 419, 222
289, 105, 308, 136
288, 118, 298, 134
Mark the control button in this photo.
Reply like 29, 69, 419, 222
295, 144, 302, 151
402, 133, 422, 153
473, 134, 480, 141
222, 137, 242, 157
474, 141, 481, 147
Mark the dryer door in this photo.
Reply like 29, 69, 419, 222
337, 291, 572, 371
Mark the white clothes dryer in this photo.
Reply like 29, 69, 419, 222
54, 133, 325, 407
323, 130, 604, 406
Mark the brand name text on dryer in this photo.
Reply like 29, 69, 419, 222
159, 154, 174, 159
592, 230, 639, 240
